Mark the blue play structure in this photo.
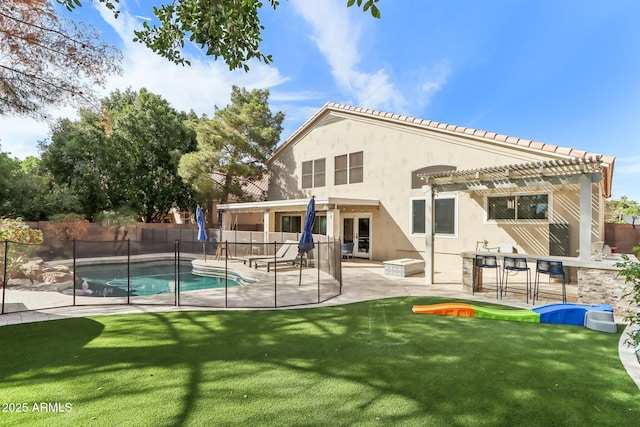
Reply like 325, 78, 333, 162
535, 303, 618, 333
533, 303, 613, 327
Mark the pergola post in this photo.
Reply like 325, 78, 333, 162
422, 184, 434, 285
579, 174, 593, 261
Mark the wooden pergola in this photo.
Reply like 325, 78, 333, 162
418, 156, 611, 284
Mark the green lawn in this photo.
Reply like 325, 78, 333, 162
1, 296, 638, 426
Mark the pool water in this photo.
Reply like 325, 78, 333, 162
73, 261, 242, 297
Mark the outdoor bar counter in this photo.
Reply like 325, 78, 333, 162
461, 251, 638, 316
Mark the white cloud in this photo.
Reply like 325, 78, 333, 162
613, 156, 640, 175
97, 3, 288, 116
288, 0, 451, 116
419, 61, 452, 104
0, 117, 50, 159
289, 0, 406, 112
0, 105, 79, 159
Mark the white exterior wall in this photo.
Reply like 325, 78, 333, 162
267, 111, 604, 279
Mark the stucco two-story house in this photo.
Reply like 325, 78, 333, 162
218, 102, 615, 283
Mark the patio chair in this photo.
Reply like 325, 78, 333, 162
254, 243, 303, 272
534, 259, 566, 304
473, 254, 500, 299
501, 256, 531, 303
341, 242, 354, 261
243, 240, 297, 268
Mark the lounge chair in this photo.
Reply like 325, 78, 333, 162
254, 243, 303, 272
243, 240, 297, 268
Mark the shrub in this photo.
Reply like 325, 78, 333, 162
47, 213, 89, 241
96, 208, 138, 240
0, 218, 44, 278
0, 218, 44, 244
617, 246, 640, 353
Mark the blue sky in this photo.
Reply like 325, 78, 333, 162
1, 0, 639, 202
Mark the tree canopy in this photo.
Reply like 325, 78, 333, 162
57, 0, 380, 71
0, 149, 81, 220
178, 86, 283, 219
605, 196, 640, 223
40, 88, 199, 222
0, 0, 122, 119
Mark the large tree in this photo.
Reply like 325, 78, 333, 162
178, 86, 283, 220
0, 0, 121, 119
57, 0, 380, 71
40, 111, 114, 217
0, 149, 81, 220
101, 88, 200, 222
40, 88, 199, 222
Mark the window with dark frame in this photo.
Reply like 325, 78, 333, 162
411, 197, 456, 236
302, 158, 325, 188
281, 216, 302, 233
487, 194, 548, 220
434, 198, 456, 235
335, 154, 347, 185
302, 160, 313, 189
412, 199, 426, 234
349, 151, 363, 183
314, 158, 326, 187
334, 151, 363, 185
312, 216, 327, 235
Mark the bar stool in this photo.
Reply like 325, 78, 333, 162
473, 254, 500, 299
501, 256, 531, 303
534, 259, 566, 304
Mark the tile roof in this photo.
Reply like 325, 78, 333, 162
210, 172, 268, 202
270, 102, 615, 196
318, 102, 614, 165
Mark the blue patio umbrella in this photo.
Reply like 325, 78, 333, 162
298, 197, 316, 285
196, 206, 208, 260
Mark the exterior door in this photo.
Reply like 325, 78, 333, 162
342, 214, 371, 259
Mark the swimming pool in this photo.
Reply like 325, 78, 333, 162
73, 260, 248, 297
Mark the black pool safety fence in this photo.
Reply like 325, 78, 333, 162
1, 235, 343, 315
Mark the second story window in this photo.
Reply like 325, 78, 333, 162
302, 158, 325, 188
349, 151, 363, 183
335, 151, 364, 185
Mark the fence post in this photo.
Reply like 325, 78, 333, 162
273, 241, 277, 307
126, 239, 131, 305
174, 240, 178, 307
176, 240, 181, 307
72, 239, 76, 306
337, 239, 342, 294
224, 240, 228, 308
1, 240, 7, 314
316, 239, 322, 303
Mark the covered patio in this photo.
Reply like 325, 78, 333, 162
418, 156, 633, 313
218, 197, 380, 257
